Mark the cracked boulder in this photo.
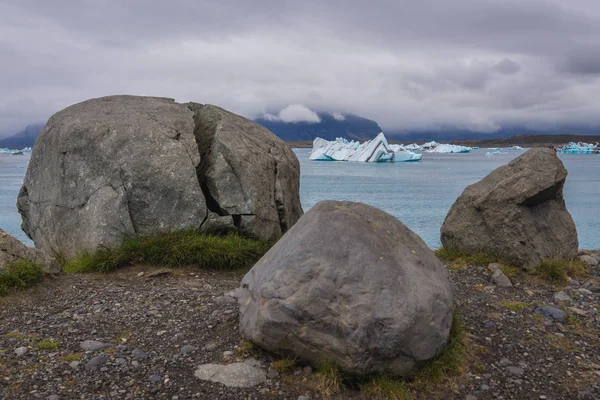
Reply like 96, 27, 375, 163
441, 148, 578, 269
191, 105, 303, 238
18, 95, 302, 258
0, 229, 60, 274
238, 200, 454, 377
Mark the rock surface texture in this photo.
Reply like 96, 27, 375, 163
18, 96, 302, 258
238, 200, 454, 376
440, 148, 578, 269
0, 229, 60, 273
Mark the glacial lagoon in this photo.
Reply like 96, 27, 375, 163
0, 148, 598, 249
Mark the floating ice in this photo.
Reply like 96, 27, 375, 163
423, 143, 471, 153
309, 133, 422, 162
557, 142, 599, 154
0, 147, 32, 155
506, 146, 524, 150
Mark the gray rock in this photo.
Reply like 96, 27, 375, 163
554, 291, 573, 302
507, 366, 525, 375
69, 361, 80, 369
180, 345, 197, 354
570, 279, 581, 287
238, 200, 454, 376
578, 288, 593, 295
132, 348, 148, 359
14, 346, 29, 356
266, 367, 279, 379
579, 255, 599, 267
487, 263, 503, 272
441, 148, 578, 269
0, 230, 60, 274
18, 96, 303, 257
194, 359, 267, 388
491, 269, 512, 287
18, 95, 206, 258
535, 306, 565, 322
131, 361, 140, 368
80, 340, 112, 352
149, 375, 162, 384
85, 355, 108, 371
46, 396, 59, 400
589, 286, 600, 293
192, 104, 303, 238
115, 358, 127, 365
298, 396, 311, 400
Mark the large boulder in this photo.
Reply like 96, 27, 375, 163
441, 148, 578, 269
0, 229, 60, 274
18, 96, 302, 258
238, 200, 454, 377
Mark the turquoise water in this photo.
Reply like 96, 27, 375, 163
295, 148, 600, 250
0, 149, 598, 249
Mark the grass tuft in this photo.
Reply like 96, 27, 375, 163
361, 374, 413, 400
535, 259, 589, 283
500, 300, 529, 312
63, 230, 274, 273
434, 243, 465, 262
271, 357, 297, 373
435, 244, 502, 266
34, 338, 60, 351
316, 359, 344, 397
0, 260, 44, 296
62, 353, 82, 362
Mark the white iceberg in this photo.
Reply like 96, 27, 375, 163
424, 143, 471, 153
557, 142, 599, 154
0, 147, 32, 155
506, 146, 524, 150
309, 133, 423, 162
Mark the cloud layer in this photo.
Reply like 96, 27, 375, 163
1, 0, 600, 135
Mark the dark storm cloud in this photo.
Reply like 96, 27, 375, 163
1, 0, 600, 135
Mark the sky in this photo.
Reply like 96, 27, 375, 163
1, 0, 600, 136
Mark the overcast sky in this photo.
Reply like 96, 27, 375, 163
2, 0, 600, 135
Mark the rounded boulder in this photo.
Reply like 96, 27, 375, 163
238, 200, 454, 376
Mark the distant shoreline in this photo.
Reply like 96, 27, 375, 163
287, 134, 600, 148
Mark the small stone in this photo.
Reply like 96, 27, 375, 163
579, 255, 599, 267
589, 286, 600, 293
492, 269, 512, 287
569, 307, 588, 316
298, 396, 312, 400
535, 306, 565, 322
85, 355, 108, 371
578, 288, 593, 295
204, 343, 218, 351
223, 351, 234, 357
267, 368, 279, 379
132, 348, 148, 359
554, 291, 573, 302
115, 358, 127, 365
181, 345, 197, 354
481, 384, 490, 391
487, 263, 502, 272
149, 375, 162, 384
137, 272, 144, 277
14, 347, 29, 356
80, 340, 112, 352
465, 395, 478, 400
500, 358, 511, 365
46, 395, 60, 400
303, 366, 312, 375
69, 361, 80, 369
131, 361, 140, 368
570, 279, 580, 287
507, 366, 525, 375
195, 361, 267, 388
100, 367, 109, 372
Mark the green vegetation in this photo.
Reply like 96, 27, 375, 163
535, 259, 589, 282
63, 230, 274, 273
62, 353, 82, 362
359, 310, 468, 399
500, 300, 529, 312
0, 260, 44, 296
435, 243, 500, 266
34, 338, 60, 350
316, 359, 344, 397
271, 357, 297, 373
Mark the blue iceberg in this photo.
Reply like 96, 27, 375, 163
557, 142, 599, 154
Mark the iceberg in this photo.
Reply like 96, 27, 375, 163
557, 142, 599, 154
0, 147, 32, 155
309, 133, 423, 162
506, 146, 524, 150
424, 143, 471, 153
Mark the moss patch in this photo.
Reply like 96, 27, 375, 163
63, 230, 274, 273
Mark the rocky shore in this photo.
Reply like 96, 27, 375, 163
1, 252, 599, 400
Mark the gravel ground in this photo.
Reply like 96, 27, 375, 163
1, 254, 599, 400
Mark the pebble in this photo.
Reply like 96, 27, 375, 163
80, 340, 112, 352
589, 286, 600, 293
149, 375, 163, 384
69, 361, 80, 369
535, 306, 565, 322
267, 368, 279, 379
181, 345, 197, 354
579, 255, 599, 267
131, 361, 140, 368
14, 346, 29, 356
554, 291, 573, 302
132, 348, 148, 359
303, 366, 312, 375
223, 350, 234, 357
570, 279, 581, 287
492, 269, 512, 287
46, 396, 59, 400
85, 355, 108, 371
578, 288, 594, 295
115, 358, 128, 365
298, 396, 311, 400
507, 366, 525, 375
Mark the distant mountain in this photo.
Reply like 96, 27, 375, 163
255, 113, 383, 141
0, 123, 45, 148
